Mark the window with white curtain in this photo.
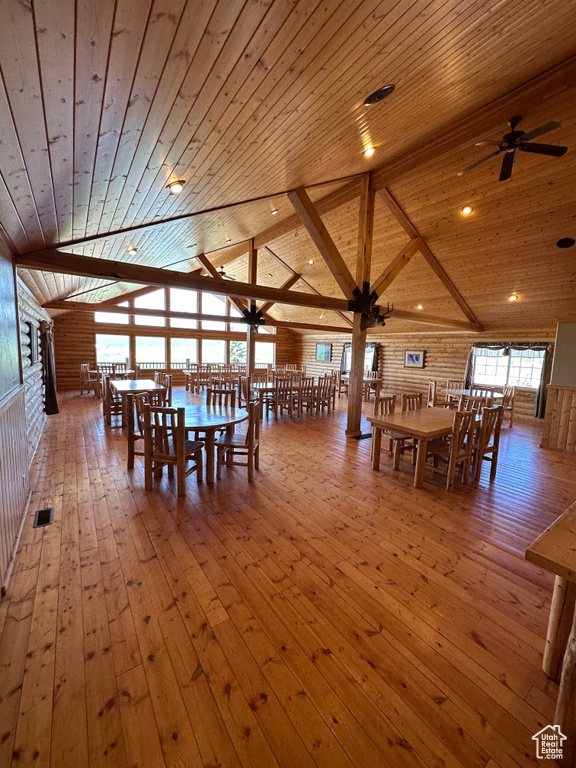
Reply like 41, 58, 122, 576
471, 347, 545, 389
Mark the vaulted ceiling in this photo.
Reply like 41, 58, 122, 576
1, 0, 575, 333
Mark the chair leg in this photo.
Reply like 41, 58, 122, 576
197, 450, 203, 484
393, 441, 402, 471
216, 446, 223, 479
248, 450, 254, 483
145, 453, 153, 491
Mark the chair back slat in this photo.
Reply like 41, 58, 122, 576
401, 393, 423, 411
374, 395, 396, 417
452, 409, 475, 455
427, 380, 438, 408
206, 387, 236, 408
458, 394, 486, 414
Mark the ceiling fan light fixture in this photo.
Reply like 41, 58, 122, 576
557, 237, 575, 249
461, 205, 473, 215
166, 180, 185, 194
508, 294, 519, 302
363, 84, 395, 106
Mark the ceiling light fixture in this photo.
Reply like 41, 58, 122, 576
416, 304, 423, 310
127, 245, 137, 254
271, 209, 278, 215
508, 294, 519, 302
461, 205, 473, 215
226, 238, 232, 244
267, 273, 273, 278
557, 237, 575, 248
364, 84, 395, 106
166, 180, 185, 194
319, 314, 323, 319
308, 259, 314, 265
364, 146, 375, 157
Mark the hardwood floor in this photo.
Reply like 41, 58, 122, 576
1, 390, 575, 768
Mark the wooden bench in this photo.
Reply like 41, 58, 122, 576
526, 500, 576, 766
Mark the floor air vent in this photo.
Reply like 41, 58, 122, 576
33, 507, 54, 528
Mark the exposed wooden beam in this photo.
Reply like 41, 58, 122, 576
388, 308, 483, 332
15, 250, 350, 312
379, 188, 483, 329
258, 273, 301, 316
371, 238, 422, 297
195, 253, 248, 314
288, 187, 357, 301
247, 239, 257, 375
43, 300, 242, 325
266, 319, 353, 334
347, 174, 374, 437
264, 246, 353, 327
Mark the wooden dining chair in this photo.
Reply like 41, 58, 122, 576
470, 385, 496, 401
337, 370, 349, 398
458, 394, 486, 414
102, 374, 122, 426
126, 392, 152, 469
237, 376, 251, 408
427, 380, 439, 408
296, 377, 315, 415
80, 363, 99, 396
445, 378, 465, 407
215, 400, 260, 482
472, 405, 503, 481
160, 373, 172, 406
206, 387, 236, 408
425, 409, 475, 491
143, 405, 204, 496
501, 385, 516, 427
266, 378, 293, 418
401, 392, 423, 411
316, 375, 332, 413
372, 395, 416, 469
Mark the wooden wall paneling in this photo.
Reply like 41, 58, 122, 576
0, 387, 29, 593
541, 386, 576, 452
296, 330, 554, 424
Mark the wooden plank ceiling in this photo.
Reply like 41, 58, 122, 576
1, 0, 575, 332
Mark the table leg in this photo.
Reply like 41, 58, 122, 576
260, 391, 265, 421
371, 427, 381, 470
414, 438, 427, 488
205, 430, 215, 484
544, 576, 576, 681
121, 394, 127, 429
555, 604, 576, 766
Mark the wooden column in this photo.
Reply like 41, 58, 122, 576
346, 175, 374, 436
544, 576, 576, 680
247, 239, 257, 377
556, 608, 576, 767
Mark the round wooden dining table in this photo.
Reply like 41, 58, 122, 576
182, 404, 248, 483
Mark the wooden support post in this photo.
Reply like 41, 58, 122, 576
346, 175, 374, 436
247, 239, 257, 377
544, 576, 576, 680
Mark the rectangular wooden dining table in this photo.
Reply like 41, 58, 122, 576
110, 378, 166, 428
367, 407, 455, 488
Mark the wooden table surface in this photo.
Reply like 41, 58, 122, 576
111, 379, 166, 428
526, 501, 576, 583
182, 405, 248, 483
368, 407, 455, 487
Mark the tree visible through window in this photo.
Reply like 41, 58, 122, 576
472, 347, 545, 389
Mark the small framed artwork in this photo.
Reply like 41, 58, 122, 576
404, 350, 425, 368
316, 343, 332, 362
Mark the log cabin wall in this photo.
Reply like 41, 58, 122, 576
296, 330, 555, 423
18, 279, 51, 467
52, 310, 296, 391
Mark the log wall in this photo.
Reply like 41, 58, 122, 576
541, 386, 576, 451
53, 310, 296, 390
295, 330, 554, 423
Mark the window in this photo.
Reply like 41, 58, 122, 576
201, 292, 226, 331
229, 340, 247, 364
471, 347, 545, 389
95, 301, 129, 325
96, 334, 130, 364
229, 303, 246, 334
135, 336, 166, 369
344, 344, 378, 372
202, 339, 226, 364
171, 338, 198, 368
134, 289, 165, 327
170, 288, 197, 329
255, 342, 275, 366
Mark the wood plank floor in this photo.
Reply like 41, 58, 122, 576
2, 389, 576, 768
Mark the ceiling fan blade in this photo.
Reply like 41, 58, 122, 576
499, 150, 515, 181
517, 142, 568, 157
457, 149, 501, 176
520, 121, 560, 142
475, 140, 501, 147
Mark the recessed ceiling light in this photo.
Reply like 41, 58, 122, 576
308, 259, 314, 265
557, 237, 575, 248
271, 209, 278, 215
127, 245, 137, 254
267, 273, 273, 278
226, 238, 231, 244
364, 84, 395, 106
364, 146, 375, 157
508, 294, 519, 302
319, 314, 323, 319
166, 180, 185, 194
416, 304, 423, 310
461, 205, 473, 215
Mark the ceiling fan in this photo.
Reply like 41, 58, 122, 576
217, 266, 237, 281
458, 116, 568, 181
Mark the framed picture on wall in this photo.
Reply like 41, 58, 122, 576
404, 350, 425, 368
316, 343, 332, 362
